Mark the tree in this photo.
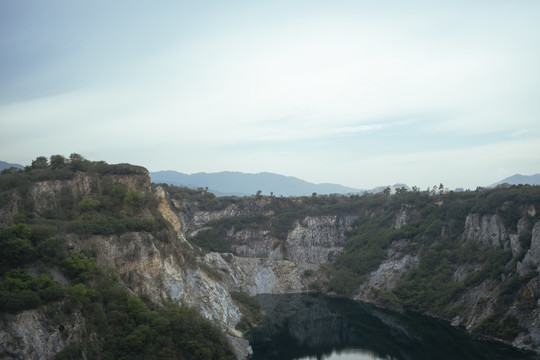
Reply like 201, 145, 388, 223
31, 156, 48, 169
63, 253, 96, 282
50, 154, 66, 169
125, 190, 144, 211
78, 197, 101, 212
69, 153, 85, 162
69, 153, 89, 171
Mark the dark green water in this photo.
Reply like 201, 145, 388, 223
247, 294, 538, 360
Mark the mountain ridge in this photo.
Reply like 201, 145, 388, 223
0, 161, 24, 171
150, 170, 363, 197
490, 173, 540, 187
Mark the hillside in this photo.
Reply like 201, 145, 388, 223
173, 182, 540, 353
0, 155, 240, 359
2, 155, 540, 358
490, 174, 540, 187
150, 170, 362, 197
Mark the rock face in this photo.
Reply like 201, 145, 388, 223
464, 213, 509, 248
518, 222, 540, 276
230, 229, 283, 260
86, 231, 243, 335
202, 252, 319, 296
227, 215, 356, 264
0, 305, 85, 360
285, 216, 356, 264
179, 197, 272, 230
359, 239, 419, 295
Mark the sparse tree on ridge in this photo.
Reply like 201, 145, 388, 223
31, 156, 48, 169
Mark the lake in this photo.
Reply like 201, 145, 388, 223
247, 293, 538, 360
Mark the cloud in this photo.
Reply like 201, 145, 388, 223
1, 1, 539, 189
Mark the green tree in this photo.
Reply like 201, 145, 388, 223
63, 253, 96, 283
69, 153, 89, 172
125, 190, 144, 211
50, 154, 67, 169
78, 197, 101, 212
31, 156, 48, 169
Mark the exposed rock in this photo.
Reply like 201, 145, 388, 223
155, 186, 182, 236
202, 252, 319, 296
518, 217, 531, 236
355, 239, 419, 302
226, 335, 253, 360
394, 207, 408, 230
285, 215, 356, 264
88, 232, 243, 333
518, 222, 540, 275
464, 213, 508, 248
0, 305, 85, 360
180, 197, 272, 230
226, 214, 355, 264
510, 234, 523, 257
231, 229, 283, 260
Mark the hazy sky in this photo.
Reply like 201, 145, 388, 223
1, 1, 539, 190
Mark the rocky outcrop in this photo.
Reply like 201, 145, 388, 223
230, 229, 283, 260
78, 232, 243, 335
202, 252, 320, 296
0, 304, 85, 360
30, 172, 151, 218
394, 207, 409, 230
464, 213, 509, 248
518, 222, 540, 276
179, 197, 272, 230
355, 239, 419, 302
227, 215, 356, 263
285, 216, 356, 264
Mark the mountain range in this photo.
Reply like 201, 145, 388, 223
0, 161, 24, 171
489, 173, 540, 187
150, 170, 364, 196
1, 160, 538, 196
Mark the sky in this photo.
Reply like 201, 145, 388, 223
1, 1, 539, 190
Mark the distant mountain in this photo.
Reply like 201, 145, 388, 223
489, 173, 540, 187
150, 170, 363, 197
0, 161, 24, 171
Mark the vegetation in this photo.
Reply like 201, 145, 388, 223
3, 155, 540, 354
0, 155, 236, 359
230, 291, 264, 332
55, 276, 236, 360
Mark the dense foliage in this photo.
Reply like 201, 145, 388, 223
55, 277, 236, 360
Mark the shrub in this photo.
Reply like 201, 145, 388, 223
63, 253, 96, 283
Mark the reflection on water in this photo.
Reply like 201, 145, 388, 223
298, 349, 387, 360
247, 294, 537, 360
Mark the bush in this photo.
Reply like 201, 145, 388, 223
79, 197, 101, 212
0, 270, 64, 312
63, 253, 96, 283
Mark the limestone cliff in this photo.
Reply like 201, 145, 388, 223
0, 169, 249, 359
0, 304, 85, 360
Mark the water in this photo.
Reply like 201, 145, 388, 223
247, 293, 538, 360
